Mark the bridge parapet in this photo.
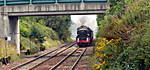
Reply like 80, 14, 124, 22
0, 3, 109, 16
0, 0, 107, 6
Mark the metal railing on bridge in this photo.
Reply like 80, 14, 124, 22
0, 0, 107, 6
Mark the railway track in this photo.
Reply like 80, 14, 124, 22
49, 48, 78, 70
31, 47, 87, 70
11, 43, 91, 70
70, 48, 86, 70
74, 47, 93, 70
11, 43, 75, 70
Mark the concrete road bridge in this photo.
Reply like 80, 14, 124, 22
0, 0, 109, 54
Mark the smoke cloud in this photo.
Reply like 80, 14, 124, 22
70, 15, 98, 40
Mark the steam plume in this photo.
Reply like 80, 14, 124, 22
70, 15, 98, 40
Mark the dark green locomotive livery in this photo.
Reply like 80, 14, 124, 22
76, 25, 93, 47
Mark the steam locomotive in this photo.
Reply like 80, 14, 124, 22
76, 25, 93, 47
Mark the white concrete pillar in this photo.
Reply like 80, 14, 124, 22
0, 13, 5, 37
3, 13, 9, 37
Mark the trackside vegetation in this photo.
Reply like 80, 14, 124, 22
0, 16, 72, 65
0, 39, 19, 65
20, 16, 72, 54
94, 0, 150, 70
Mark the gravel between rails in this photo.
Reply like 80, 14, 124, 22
53, 48, 86, 70
50, 47, 93, 70
74, 47, 93, 70
30, 46, 78, 70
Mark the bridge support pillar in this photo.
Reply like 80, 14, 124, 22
9, 16, 20, 55
0, 13, 5, 37
0, 13, 20, 55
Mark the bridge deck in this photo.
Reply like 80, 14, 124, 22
0, 0, 107, 6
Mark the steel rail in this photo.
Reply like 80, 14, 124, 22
70, 48, 87, 70
29, 43, 75, 70
49, 48, 78, 70
11, 43, 75, 70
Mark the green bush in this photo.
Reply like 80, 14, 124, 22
20, 21, 32, 37
95, 0, 150, 69
102, 23, 132, 40
19, 17, 63, 54
107, 25, 149, 70
20, 16, 72, 41
30, 24, 45, 43
20, 36, 31, 50
20, 36, 40, 50
29, 44, 40, 54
